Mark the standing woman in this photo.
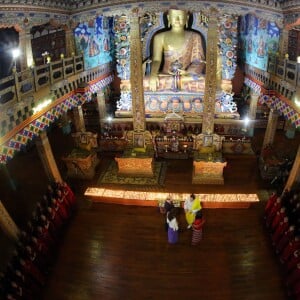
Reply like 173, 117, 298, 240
184, 194, 202, 229
191, 216, 205, 246
163, 197, 175, 231
167, 209, 179, 244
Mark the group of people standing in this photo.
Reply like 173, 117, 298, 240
163, 193, 205, 246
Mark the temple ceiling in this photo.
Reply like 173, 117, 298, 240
0, 1, 293, 31
0, 0, 298, 15
0, 0, 298, 31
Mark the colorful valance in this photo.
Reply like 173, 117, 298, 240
245, 77, 300, 128
258, 94, 300, 128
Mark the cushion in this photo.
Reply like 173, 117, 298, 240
133, 147, 146, 153
199, 146, 215, 154
79, 142, 91, 151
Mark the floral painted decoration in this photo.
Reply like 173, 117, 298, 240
218, 14, 238, 80
114, 15, 130, 80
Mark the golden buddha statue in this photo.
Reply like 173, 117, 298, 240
144, 8, 206, 92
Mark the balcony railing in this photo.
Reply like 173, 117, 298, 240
0, 55, 113, 137
245, 54, 300, 100
0, 55, 84, 105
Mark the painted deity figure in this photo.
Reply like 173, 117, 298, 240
144, 9, 206, 92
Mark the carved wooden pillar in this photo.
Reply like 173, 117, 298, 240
19, 27, 34, 69
285, 144, 300, 191
96, 92, 106, 126
0, 201, 20, 241
284, 120, 296, 139
279, 27, 289, 58
36, 131, 62, 183
262, 108, 279, 149
73, 106, 86, 132
248, 92, 259, 137
249, 92, 259, 120
129, 8, 146, 132
65, 26, 76, 57
202, 8, 219, 135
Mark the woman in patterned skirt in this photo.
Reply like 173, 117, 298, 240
191, 216, 205, 246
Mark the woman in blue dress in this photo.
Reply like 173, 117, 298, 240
166, 209, 179, 244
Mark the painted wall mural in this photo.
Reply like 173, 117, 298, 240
74, 16, 114, 70
240, 14, 280, 71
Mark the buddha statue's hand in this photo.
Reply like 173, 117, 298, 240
177, 69, 188, 76
168, 69, 187, 76
149, 75, 158, 92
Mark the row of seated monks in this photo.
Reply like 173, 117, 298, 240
265, 188, 300, 299
0, 181, 76, 300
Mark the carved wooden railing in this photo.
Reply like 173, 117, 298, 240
245, 54, 300, 100
0, 56, 113, 137
0, 55, 84, 105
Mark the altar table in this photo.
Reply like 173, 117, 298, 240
115, 150, 154, 177
192, 152, 227, 184
62, 148, 99, 179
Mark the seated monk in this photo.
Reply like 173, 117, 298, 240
144, 8, 206, 92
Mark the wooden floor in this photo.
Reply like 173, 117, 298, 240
0, 126, 299, 300
41, 202, 287, 300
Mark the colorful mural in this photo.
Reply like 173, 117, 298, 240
240, 14, 280, 71
74, 16, 114, 70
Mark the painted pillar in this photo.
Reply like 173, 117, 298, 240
279, 28, 289, 58
36, 131, 62, 183
73, 106, 86, 132
19, 27, 34, 69
96, 91, 107, 126
129, 8, 146, 132
202, 8, 219, 135
1, 165, 17, 191
0, 201, 20, 241
248, 92, 259, 137
65, 26, 76, 57
285, 144, 300, 190
284, 120, 296, 139
262, 108, 279, 149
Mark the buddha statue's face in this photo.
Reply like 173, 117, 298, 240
167, 9, 188, 28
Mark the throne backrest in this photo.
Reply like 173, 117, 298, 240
194, 133, 224, 152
